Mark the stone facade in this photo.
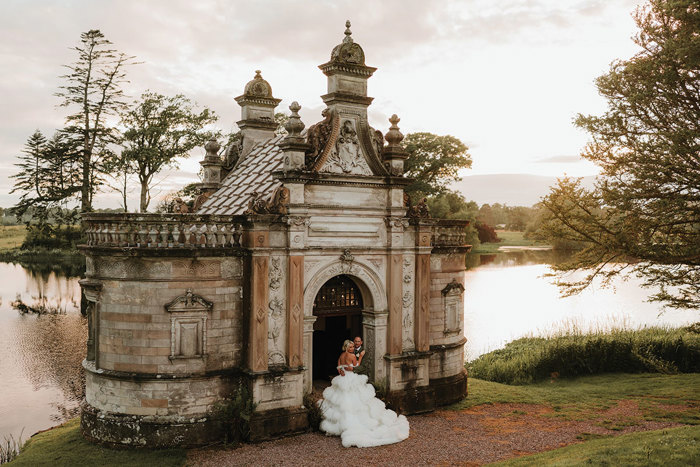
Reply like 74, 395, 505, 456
80, 22, 471, 447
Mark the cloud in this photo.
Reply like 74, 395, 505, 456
534, 155, 583, 164
0, 0, 640, 207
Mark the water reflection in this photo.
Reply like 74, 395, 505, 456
463, 250, 696, 360
0, 262, 85, 440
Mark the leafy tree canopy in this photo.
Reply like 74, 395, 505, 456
402, 132, 471, 197
120, 92, 218, 212
535, 0, 700, 310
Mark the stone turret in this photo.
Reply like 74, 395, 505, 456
235, 70, 282, 158
318, 21, 376, 117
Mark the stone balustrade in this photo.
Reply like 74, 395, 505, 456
82, 213, 246, 249
432, 219, 470, 248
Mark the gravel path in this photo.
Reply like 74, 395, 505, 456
188, 402, 680, 466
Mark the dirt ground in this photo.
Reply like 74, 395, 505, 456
187, 400, 682, 466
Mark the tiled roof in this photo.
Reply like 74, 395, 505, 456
197, 135, 284, 215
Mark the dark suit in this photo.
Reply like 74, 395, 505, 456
354, 345, 368, 375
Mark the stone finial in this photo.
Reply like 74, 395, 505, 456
243, 69, 274, 98
204, 137, 221, 160
382, 114, 408, 176
284, 101, 305, 138
280, 101, 310, 172
384, 114, 404, 148
344, 20, 353, 43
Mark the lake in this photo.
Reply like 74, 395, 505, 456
463, 250, 696, 359
0, 252, 696, 440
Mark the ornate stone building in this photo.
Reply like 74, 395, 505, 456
79, 22, 470, 447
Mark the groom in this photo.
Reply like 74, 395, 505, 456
353, 336, 368, 375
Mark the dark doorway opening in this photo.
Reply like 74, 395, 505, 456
312, 275, 363, 382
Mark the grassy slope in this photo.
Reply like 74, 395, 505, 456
456, 374, 700, 425
0, 225, 26, 251
8, 419, 185, 467
492, 425, 700, 466
471, 231, 548, 254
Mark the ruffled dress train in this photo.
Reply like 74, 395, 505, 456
318, 372, 410, 448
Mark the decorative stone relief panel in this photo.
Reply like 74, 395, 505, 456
268, 255, 287, 366
442, 279, 465, 334
319, 119, 372, 175
165, 289, 213, 359
402, 257, 415, 350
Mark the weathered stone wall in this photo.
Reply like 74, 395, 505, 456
428, 251, 466, 381
84, 361, 235, 417
86, 255, 245, 375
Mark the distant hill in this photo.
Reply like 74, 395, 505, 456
451, 174, 596, 207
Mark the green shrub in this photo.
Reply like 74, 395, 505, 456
304, 393, 323, 431
213, 384, 256, 444
468, 326, 700, 385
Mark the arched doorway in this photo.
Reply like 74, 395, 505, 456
312, 275, 363, 381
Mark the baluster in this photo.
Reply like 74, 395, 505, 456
160, 223, 168, 247
137, 223, 147, 247
198, 224, 207, 246
207, 224, 218, 247
118, 223, 128, 246
222, 223, 233, 247
233, 224, 242, 247
147, 224, 157, 247
107, 222, 116, 245
99, 223, 108, 244
187, 223, 198, 246
217, 224, 227, 247
172, 223, 181, 246
85, 222, 93, 245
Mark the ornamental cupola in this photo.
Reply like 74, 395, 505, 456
235, 70, 282, 158
318, 20, 377, 115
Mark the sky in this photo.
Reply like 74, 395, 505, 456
0, 0, 644, 209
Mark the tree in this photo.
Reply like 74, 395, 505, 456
426, 191, 480, 246
536, 0, 700, 310
10, 131, 81, 219
402, 132, 471, 197
103, 150, 133, 212
121, 92, 218, 212
56, 29, 135, 212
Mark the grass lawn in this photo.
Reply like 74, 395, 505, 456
8, 419, 186, 467
492, 425, 700, 466
454, 373, 700, 425
0, 225, 26, 250
471, 230, 549, 254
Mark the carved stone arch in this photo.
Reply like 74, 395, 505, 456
302, 258, 388, 389
303, 258, 387, 316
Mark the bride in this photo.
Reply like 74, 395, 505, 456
318, 339, 410, 448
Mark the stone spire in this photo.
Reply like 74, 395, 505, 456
280, 101, 310, 172
235, 70, 282, 158
318, 20, 377, 113
382, 114, 408, 176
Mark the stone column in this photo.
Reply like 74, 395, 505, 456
363, 309, 388, 382
247, 228, 270, 372
287, 255, 304, 368
414, 223, 432, 352
302, 316, 317, 393
388, 253, 403, 355
79, 279, 102, 365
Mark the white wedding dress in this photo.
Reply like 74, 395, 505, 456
318, 367, 410, 448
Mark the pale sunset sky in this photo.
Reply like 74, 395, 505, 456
0, 0, 644, 209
